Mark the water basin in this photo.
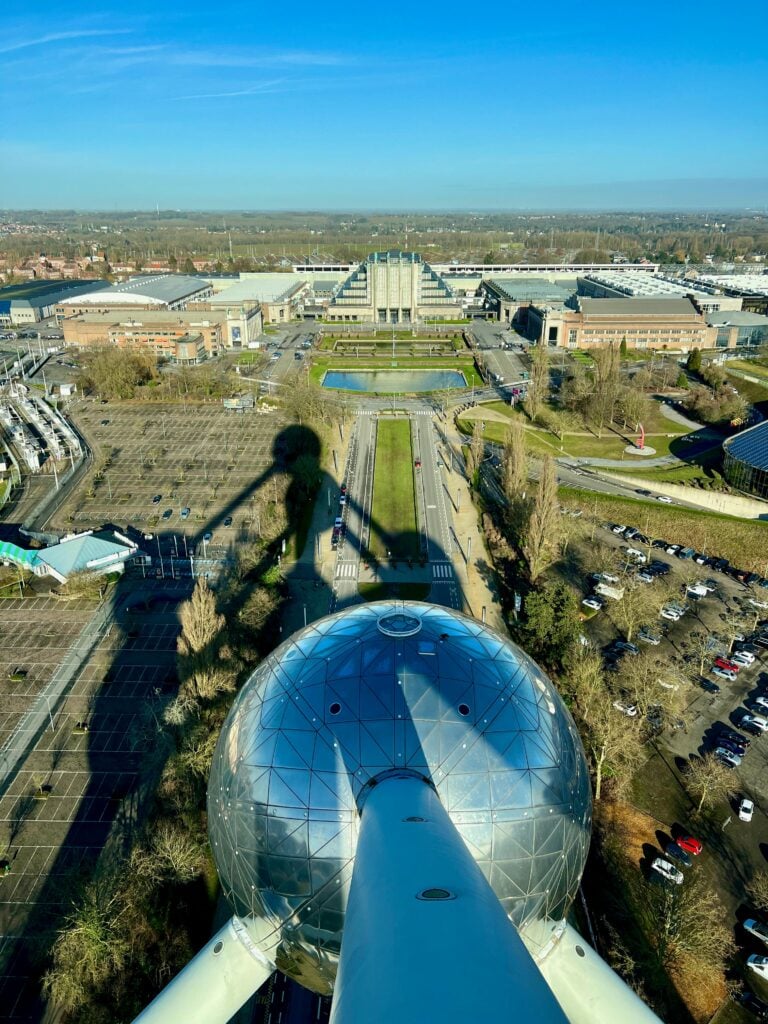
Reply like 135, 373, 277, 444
322, 369, 466, 393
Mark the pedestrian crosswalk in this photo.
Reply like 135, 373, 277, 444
335, 562, 358, 579
432, 562, 454, 580
358, 409, 434, 416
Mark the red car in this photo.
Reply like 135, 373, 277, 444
715, 656, 740, 673
414, 458, 421, 469
676, 835, 703, 856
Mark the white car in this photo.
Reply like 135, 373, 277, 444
739, 798, 755, 822
712, 666, 737, 682
660, 607, 682, 622
665, 544, 681, 555
749, 598, 768, 610
650, 857, 683, 885
748, 954, 768, 979
582, 597, 603, 611
733, 651, 756, 667
613, 701, 638, 717
625, 547, 648, 564
656, 495, 674, 504
744, 919, 768, 946
611, 524, 627, 535
637, 570, 655, 584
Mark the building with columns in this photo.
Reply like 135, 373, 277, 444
325, 250, 462, 323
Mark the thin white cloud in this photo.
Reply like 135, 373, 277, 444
165, 48, 349, 69
173, 79, 288, 100
0, 28, 132, 55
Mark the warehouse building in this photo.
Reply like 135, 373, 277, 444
578, 270, 742, 313
200, 275, 306, 325
706, 310, 768, 349
326, 251, 462, 323
55, 274, 212, 319
61, 305, 261, 361
697, 274, 768, 315
0, 279, 109, 326
479, 277, 574, 325
0, 529, 140, 584
528, 297, 713, 350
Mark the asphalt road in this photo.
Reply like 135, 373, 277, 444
412, 415, 460, 609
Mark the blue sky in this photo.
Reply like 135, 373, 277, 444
2, 1, 766, 210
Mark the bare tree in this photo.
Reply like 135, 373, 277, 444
683, 752, 733, 813
648, 870, 734, 980
502, 417, 528, 502
132, 821, 204, 885
470, 419, 484, 473
748, 871, 768, 914
177, 580, 234, 702
525, 343, 550, 422
522, 456, 560, 582
585, 699, 645, 801
591, 342, 621, 436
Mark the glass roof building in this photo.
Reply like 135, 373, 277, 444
723, 421, 768, 498
208, 601, 591, 995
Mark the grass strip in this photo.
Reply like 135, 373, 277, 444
370, 419, 419, 559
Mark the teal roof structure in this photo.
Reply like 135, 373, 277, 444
36, 534, 132, 578
0, 540, 38, 570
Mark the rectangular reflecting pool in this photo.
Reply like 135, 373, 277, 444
322, 369, 467, 393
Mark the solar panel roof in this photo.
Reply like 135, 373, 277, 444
724, 421, 768, 472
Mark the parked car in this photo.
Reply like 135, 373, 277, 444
582, 597, 603, 611
700, 679, 721, 693
660, 606, 682, 622
745, 920, 768, 946
715, 656, 740, 673
675, 835, 703, 856
665, 842, 692, 868
742, 714, 768, 734
611, 524, 627, 534
748, 955, 768, 979
650, 857, 684, 885
711, 666, 737, 681
223, 516, 233, 527
713, 746, 742, 767
740, 798, 755, 822
180, 507, 190, 520
638, 627, 662, 645
612, 640, 639, 655
656, 495, 674, 504
612, 701, 638, 717
161, 509, 172, 520
203, 532, 213, 543
733, 651, 756, 667
152, 494, 162, 504
738, 989, 768, 1020
637, 570, 655, 584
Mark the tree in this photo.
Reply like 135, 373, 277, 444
681, 628, 715, 678
520, 580, 582, 670
586, 699, 644, 801
646, 870, 734, 980
78, 345, 158, 400
748, 872, 768, 914
675, 371, 689, 389
525, 343, 550, 422
683, 752, 733, 813
182, 257, 196, 274
619, 336, 628, 359
43, 872, 131, 1016
718, 602, 752, 653
591, 342, 621, 435
611, 577, 651, 643
132, 821, 204, 885
177, 580, 234, 702
522, 456, 559, 582
686, 348, 702, 374
502, 418, 527, 502
563, 648, 606, 722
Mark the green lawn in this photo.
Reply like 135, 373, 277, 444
560, 486, 768, 571
726, 358, 768, 381
370, 419, 419, 559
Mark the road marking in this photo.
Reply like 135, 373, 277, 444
426, 504, 436, 509
432, 563, 453, 579
335, 563, 358, 579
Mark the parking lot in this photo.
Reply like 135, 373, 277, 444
0, 588, 184, 1018
56, 400, 288, 543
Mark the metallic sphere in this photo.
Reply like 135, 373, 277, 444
207, 602, 591, 993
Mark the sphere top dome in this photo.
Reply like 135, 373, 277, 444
208, 601, 591, 993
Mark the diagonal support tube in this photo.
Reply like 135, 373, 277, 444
330, 773, 570, 1024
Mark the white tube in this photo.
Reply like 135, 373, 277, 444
330, 773, 570, 1024
131, 915, 276, 1024
539, 923, 663, 1024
